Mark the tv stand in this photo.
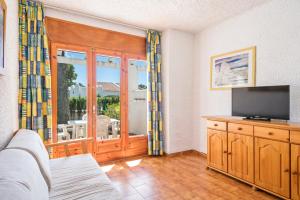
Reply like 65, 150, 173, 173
243, 116, 271, 121
203, 116, 300, 199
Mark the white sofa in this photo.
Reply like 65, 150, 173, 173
0, 129, 121, 200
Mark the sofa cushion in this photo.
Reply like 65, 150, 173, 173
50, 154, 121, 200
6, 129, 52, 190
0, 149, 49, 200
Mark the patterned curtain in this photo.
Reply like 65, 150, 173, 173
147, 30, 163, 156
18, 0, 52, 141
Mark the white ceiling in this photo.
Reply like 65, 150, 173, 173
40, 0, 271, 33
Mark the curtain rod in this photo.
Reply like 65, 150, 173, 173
43, 3, 148, 32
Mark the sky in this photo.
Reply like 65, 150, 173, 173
62, 51, 147, 86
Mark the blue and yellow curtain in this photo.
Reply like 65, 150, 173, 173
18, 0, 52, 141
147, 30, 163, 156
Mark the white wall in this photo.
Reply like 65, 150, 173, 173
45, 8, 146, 37
192, 0, 300, 153
162, 29, 194, 154
0, 0, 19, 150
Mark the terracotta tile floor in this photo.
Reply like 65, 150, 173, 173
101, 152, 278, 200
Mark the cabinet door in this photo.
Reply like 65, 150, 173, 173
291, 144, 300, 200
228, 133, 254, 183
254, 137, 290, 198
207, 129, 227, 172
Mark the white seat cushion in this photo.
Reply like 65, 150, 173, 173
49, 154, 121, 200
6, 129, 52, 190
0, 149, 49, 200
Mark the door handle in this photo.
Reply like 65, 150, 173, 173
268, 132, 274, 135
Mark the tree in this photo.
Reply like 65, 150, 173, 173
138, 84, 147, 90
57, 63, 78, 124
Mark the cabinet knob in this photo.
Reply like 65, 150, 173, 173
223, 150, 227, 153
268, 132, 274, 135
237, 127, 243, 131
228, 152, 232, 155
214, 124, 218, 127
292, 171, 298, 175
284, 169, 289, 173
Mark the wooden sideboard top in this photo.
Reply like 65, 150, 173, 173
202, 116, 300, 131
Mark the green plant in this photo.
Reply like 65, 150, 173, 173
97, 95, 120, 114
69, 96, 86, 112
103, 103, 120, 120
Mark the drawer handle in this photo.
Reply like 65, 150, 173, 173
268, 132, 274, 135
214, 124, 218, 127
237, 127, 243, 131
284, 169, 289, 173
223, 150, 227, 153
292, 171, 298, 175
227, 152, 232, 155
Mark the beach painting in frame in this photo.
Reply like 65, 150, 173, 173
0, 0, 5, 75
210, 46, 256, 90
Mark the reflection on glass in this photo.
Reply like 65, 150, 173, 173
96, 55, 121, 140
128, 59, 147, 136
56, 50, 87, 141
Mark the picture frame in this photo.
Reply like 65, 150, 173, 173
210, 46, 256, 90
0, 0, 6, 75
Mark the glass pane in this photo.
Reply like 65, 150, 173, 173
56, 50, 87, 141
96, 55, 121, 140
128, 59, 147, 136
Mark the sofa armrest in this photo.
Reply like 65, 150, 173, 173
45, 137, 93, 157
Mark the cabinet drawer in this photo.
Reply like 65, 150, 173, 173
228, 123, 253, 136
290, 131, 300, 144
207, 120, 227, 131
254, 126, 289, 142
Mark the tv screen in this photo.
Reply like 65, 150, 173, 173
232, 85, 290, 120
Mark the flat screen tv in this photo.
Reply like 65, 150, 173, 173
232, 85, 290, 120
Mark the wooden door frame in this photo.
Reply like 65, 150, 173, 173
50, 42, 93, 143
50, 44, 148, 161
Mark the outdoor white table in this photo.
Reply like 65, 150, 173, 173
67, 120, 87, 139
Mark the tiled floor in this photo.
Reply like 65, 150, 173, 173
101, 152, 277, 200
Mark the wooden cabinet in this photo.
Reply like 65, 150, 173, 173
207, 129, 227, 172
205, 117, 300, 199
254, 137, 290, 198
228, 133, 254, 183
291, 144, 300, 200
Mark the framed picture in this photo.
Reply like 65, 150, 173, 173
210, 46, 256, 90
0, 0, 6, 75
